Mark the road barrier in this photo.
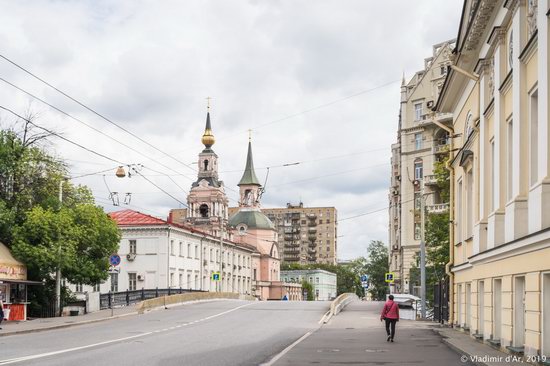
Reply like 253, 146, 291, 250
322, 292, 358, 323
136, 292, 256, 314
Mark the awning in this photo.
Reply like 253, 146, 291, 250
0, 279, 42, 285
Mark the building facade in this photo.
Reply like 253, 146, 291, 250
388, 40, 455, 294
230, 203, 337, 265
436, 0, 550, 358
281, 269, 337, 301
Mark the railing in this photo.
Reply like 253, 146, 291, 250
99, 288, 206, 310
427, 203, 449, 213
424, 174, 438, 185
432, 144, 449, 154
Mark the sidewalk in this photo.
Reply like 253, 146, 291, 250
0, 305, 138, 337
269, 300, 473, 366
433, 326, 525, 366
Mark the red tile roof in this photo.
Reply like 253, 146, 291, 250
109, 209, 167, 226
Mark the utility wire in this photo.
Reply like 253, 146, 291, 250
0, 105, 127, 165
0, 53, 197, 174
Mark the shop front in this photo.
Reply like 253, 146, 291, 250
0, 242, 39, 321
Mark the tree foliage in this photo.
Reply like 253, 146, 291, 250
364, 240, 389, 301
301, 280, 314, 301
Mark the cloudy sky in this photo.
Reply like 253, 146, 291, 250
0, 0, 462, 260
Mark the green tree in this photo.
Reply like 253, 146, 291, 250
301, 280, 314, 301
364, 240, 389, 301
12, 204, 120, 286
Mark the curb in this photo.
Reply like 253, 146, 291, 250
432, 329, 487, 366
0, 311, 138, 337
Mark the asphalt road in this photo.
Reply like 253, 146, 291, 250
272, 300, 474, 366
0, 300, 329, 366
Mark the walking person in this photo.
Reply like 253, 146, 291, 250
0, 290, 4, 330
380, 294, 399, 342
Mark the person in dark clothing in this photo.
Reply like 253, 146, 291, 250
380, 294, 399, 342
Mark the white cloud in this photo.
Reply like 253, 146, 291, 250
0, 0, 463, 260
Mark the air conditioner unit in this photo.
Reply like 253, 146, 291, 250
426, 100, 434, 109
137, 273, 145, 281
127, 253, 136, 261
413, 180, 420, 186
392, 245, 399, 250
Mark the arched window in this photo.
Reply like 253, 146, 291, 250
414, 158, 423, 180
199, 204, 209, 218
204, 159, 209, 171
464, 111, 473, 139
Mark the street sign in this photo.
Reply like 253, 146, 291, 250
108, 266, 120, 274
385, 272, 395, 283
212, 272, 220, 281
360, 274, 368, 282
109, 254, 121, 267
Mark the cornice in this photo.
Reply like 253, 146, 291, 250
464, 0, 500, 51
519, 29, 538, 63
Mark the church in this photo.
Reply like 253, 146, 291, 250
169, 108, 301, 300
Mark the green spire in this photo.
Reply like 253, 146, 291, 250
238, 141, 261, 186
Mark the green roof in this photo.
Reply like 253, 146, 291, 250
229, 210, 275, 230
238, 141, 261, 186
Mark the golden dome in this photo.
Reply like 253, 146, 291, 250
202, 129, 215, 148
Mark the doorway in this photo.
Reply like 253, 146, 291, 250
514, 276, 525, 347
493, 279, 502, 341
457, 284, 462, 327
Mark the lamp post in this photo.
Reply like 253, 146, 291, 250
420, 179, 427, 319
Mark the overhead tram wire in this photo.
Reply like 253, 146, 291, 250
0, 76, 197, 183
0, 53, 197, 174
0, 105, 188, 208
0, 105, 127, 166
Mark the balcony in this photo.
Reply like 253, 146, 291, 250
307, 248, 317, 255
284, 248, 300, 255
427, 203, 449, 214
308, 235, 317, 242
308, 242, 316, 248
284, 242, 300, 248
307, 255, 317, 262
423, 174, 438, 186
308, 227, 317, 233
432, 144, 449, 154
285, 255, 300, 262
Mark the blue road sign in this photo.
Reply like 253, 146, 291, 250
109, 254, 121, 266
212, 272, 220, 281
360, 274, 368, 282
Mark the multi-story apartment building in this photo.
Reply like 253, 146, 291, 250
388, 40, 455, 294
436, 0, 550, 358
229, 203, 338, 265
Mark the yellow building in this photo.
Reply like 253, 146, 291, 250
436, 0, 550, 358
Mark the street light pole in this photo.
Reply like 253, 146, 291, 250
219, 220, 223, 293
55, 179, 63, 316
420, 179, 427, 319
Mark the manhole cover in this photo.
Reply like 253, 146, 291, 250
317, 349, 340, 353
365, 349, 388, 353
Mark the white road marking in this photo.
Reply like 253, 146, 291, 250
259, 330, 315, 366
0, 302, 255, 365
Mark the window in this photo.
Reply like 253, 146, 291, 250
187, 243, 191, 257
129, 240, 137, 254
210, 248, 213, 262
457, 180, 463, 242
179, 273, 183, 287
195, 245, 199, 259
75, 283, 83, 292
414, 159, 423, 180
93, 283, 100, 292
110, 273, 118, 292
414, 103, 423, 121
414, 192, 421, 210
414, 223, 421, 240
301, 220, 306, 224
216, 249, 219, 263
253, 269, 257, 280
170, 240, 175, 255
319, 219, 323, 224
200, 204, 209, 218
128, 273, 137, 291
170, 273, 174, 287
415, 133, 422, 150
187, 274, 191, 288
316, 277, 319, 284
530, 90, 538, 185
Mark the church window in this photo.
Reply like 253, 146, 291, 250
204, 159, 209, 171
199, 204, 209, 218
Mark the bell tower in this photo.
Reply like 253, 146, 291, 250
185, 107, 229, 238
238, 136, 262, 208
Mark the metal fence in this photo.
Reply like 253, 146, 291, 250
433, 278, 449, 323
99, 288, 206, 309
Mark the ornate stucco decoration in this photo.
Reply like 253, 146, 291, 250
488, 58, 495, 97
464, 0, 499, 51
527, 0, 538, 38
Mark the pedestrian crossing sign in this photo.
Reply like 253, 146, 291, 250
212, 272, 221, 281
385, 272, 395, 283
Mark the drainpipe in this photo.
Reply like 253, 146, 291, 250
433, 117, 455, 326
167, 227, 171, 288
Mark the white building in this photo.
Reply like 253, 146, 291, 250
70, 209, 255, 295
281, 269, 337, 300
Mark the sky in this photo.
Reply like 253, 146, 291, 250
0, 0, 463, 260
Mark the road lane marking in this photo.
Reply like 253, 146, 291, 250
260, 330, 316, 366
0, 302, 255, 365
